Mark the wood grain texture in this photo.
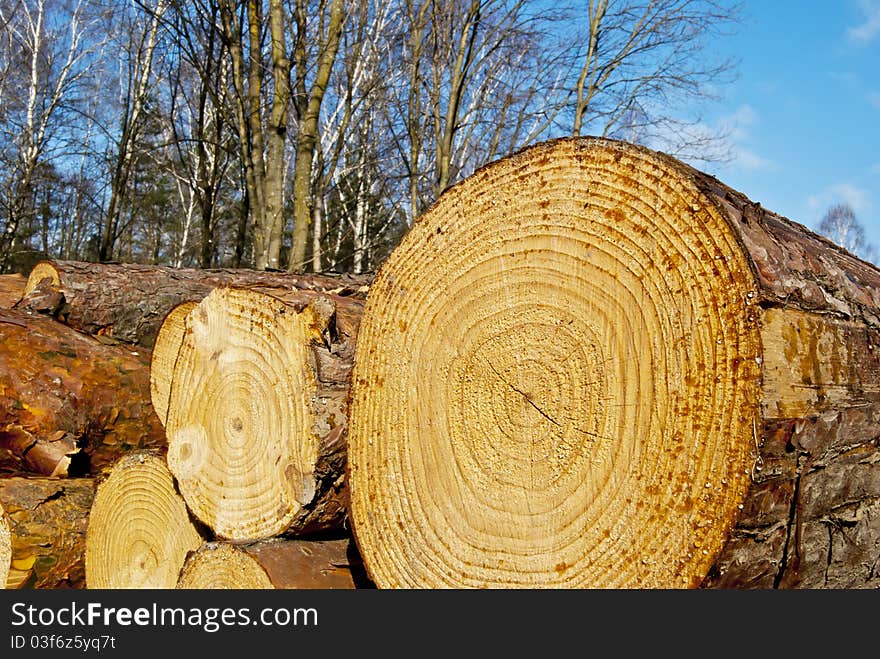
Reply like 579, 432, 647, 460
159, 285, 364, 541
84, 451, 204, 589
347, 136, 880, 589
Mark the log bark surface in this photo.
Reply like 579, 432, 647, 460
157, 285, 365, 541
346, 137, 880, 589
176, 537, 370, 589
0, 309, 165, 477
0, 273, 24, 308
85, 451, 204, 589
0, 477, 95, 588
20, 260, 370, 348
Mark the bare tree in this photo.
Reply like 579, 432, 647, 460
311, 0, 401, 273
567, 0, 741, 161
218, 0, 290, 270
386, 0, 569, 224
97, 0, 169, 262
0, 0, 98, 271
0, 0, 747, 273
287, 0, 346, 273
818, 203, 877, 263
162, 0, 236, 267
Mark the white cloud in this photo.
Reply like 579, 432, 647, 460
634, 104, 775, 171
868, 91, 880, 109
807, 182, 872, 215
728, 104, 758, 128
717, 105, 777, 172
732, 148, 776, 172
848, 0, 880, 42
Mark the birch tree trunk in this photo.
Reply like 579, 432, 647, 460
0, 0, 94, 271
98, 0, 168, 262
288, 0, 346, 273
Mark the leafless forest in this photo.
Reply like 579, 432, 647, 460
0, 0, 744, 275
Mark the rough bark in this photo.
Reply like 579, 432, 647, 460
156, 284, 365, 541
84, 451, 205, 589
690, 171, 880, 590
0, 308, 165, 477
19, 259, 371, 348
0, 476, 95, 588
176, 536, 372, 589
346, 136, 880, 589
0, 273, 25, 308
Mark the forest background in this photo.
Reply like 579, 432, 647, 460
1, 0, 876, 276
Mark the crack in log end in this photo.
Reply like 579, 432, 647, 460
482, 357, 603, 441
823, 522, 834, 586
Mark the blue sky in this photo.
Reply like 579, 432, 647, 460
696, 0, 880, 258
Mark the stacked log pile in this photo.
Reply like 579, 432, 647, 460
3, 261, 371, 588
149, 276, 371, 587
2, 137, 878, 589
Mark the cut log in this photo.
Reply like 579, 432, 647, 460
150, 301, 198, 423
0, 309, 165, 477
84, 451, 205, 589
0, 273, 25, 308
346, 136, 880, 589
176, 537, 371, 589
0, 503, 9, 587
156, 285, 364, 541
0, 476, 95, 588
20, 259, 371, 348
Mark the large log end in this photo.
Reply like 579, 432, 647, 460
347, 137, 765, 588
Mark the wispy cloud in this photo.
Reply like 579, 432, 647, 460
848, 0, 880, 42
718, 105, 778, 172
868, 91, 880, 109
639, 104, 775, 170
807, 182, 872, 215
733, 148, 776, 171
